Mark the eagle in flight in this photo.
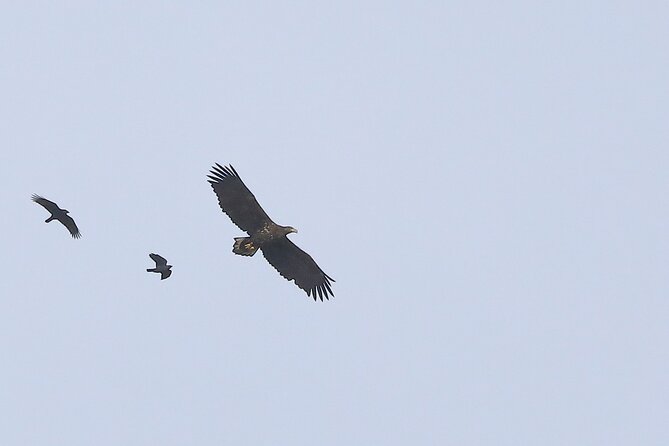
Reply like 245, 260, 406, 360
207, 164, 334, 301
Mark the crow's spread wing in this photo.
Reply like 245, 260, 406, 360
31, 194, 60, 213
57, 214, 81, 238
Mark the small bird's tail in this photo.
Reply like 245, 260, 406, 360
233, 237, 259, 256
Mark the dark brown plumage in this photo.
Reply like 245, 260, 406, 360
31, 194, 81, 239
207, 163, 334, 301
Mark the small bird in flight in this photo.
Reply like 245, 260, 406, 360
31, 194, 81, 239
146, 253, 172, 280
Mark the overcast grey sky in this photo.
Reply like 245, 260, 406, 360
1, 1, 668, 445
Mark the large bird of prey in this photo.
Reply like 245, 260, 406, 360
207, 163, 335, 301
146, 253, 172, 280
31, 194, 81, 239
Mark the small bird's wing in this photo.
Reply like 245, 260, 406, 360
207, 163, 275, 234
160, 269, 172, 280
261, 237, 335, 301
150, 253, 168, 267
57, 214, 81, 239
31, 194, 61, 213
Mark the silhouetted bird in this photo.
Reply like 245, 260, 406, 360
207, 163, 334, 301
147, 253, 172, 280
31, 194, 81, 239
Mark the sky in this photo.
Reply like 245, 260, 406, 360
0, 1, 668, 445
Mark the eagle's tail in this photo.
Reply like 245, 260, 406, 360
233, 237, 259, 256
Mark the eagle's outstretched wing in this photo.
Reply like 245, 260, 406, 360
261, 237, 335, 301
207, 164, 274, 234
